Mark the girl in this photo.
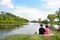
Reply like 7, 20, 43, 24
44, 25, 50, 36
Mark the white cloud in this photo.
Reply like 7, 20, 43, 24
0, 0, 14, 8
43, 0, 60, 10
12, 6, 51, 21
0, 0, 58, 20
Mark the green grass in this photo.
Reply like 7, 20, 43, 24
0, 33, 60, 40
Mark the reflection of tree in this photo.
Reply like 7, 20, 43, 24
0, 24, 24, 30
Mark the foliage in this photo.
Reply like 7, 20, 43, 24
0, 12, 29, 23
30, 20, 39, 23
38, 18, 41, 23
47, 14, 56, 27
54, 8, 60, 31
0, 12, 29, 29
47, 14, 56, 22
56, 8, 60, 26
41, 20, 48, 24
56, 8, 60, 21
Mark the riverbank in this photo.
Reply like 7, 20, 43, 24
0, 33, 60, 40
0, 23, 60, 40
0, 31, 60, 40
0, 12, 29, 30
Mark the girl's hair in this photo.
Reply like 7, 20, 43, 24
45, 25, 49, 28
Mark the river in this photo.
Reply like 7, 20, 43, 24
0, 23, 59, 38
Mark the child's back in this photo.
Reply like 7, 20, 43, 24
39, 28, 45, 35
39, 24, 45, 35
44, 28, 50, 35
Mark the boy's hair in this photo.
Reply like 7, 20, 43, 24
40, 24, 43, 27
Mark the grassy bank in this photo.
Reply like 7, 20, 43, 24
0, 24, 60, 40
0, 26, 60, 40
0, 34, 60, 40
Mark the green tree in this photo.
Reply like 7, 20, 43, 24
0, 12, 29, 23
47, 14, 56, 27
56, 8, 60, 25
38, 18, 41, 23
56, 8, 60, 31
41, 20, 48, 24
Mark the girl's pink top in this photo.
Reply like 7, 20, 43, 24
44, 28, 50, 35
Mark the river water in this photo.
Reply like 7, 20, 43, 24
0, 23, 59, 38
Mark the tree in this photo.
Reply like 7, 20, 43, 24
0, 12, 29, 23
56, 8, 60, 25
38, 18, 41, 23
47, 14, 56, 27
55, 8, 60, 31
41, 20, 48, 24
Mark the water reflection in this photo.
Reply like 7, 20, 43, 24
0, 23, 39, 38
0, 23, 59, 38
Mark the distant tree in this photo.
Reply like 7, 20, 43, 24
41, 20, 48, 24
1, 11, 5, 14
30, 20, 38, 23
38, 18, 41, 23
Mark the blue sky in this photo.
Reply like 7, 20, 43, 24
12, 0, 40, 7
0, 0, 60, 20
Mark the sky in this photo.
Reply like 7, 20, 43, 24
0, 0, 60, 21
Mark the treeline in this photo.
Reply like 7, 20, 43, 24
0, 12, 29, 30
0, 12, 29, 23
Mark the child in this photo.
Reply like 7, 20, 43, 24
44, 25, 50, 36
44, 25, 54, 36
39, 24, 45, 35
